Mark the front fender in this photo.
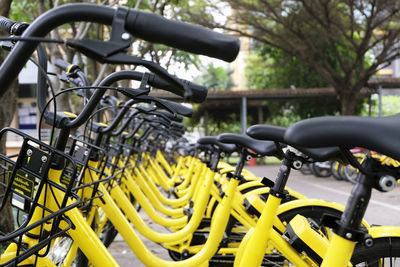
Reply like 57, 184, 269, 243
369, 226, 400, 238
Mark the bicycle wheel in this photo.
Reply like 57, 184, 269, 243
351, 237, 400, 266
344, 164, 362, 184
300, 163, 313, 175
310, 162, 332, 178
101, 219, 119, 248
331, 161, 345, 181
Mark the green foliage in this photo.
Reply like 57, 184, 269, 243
194, 63, 233, 90
183, 107, 241, 135
246, 43, 340, 126
246, 44, 328, 89
360, 95, 400, 117
182, 104, 199, 131
245, 52, 271, 90
263, 98, 341, 127
187, 0, 400, 114
267, 114, 300, 128
168, 49, 200, 71
123, 0, 148, 8
206, 113, 241, 135
176, 0, 215, 23
9, 0, 38, 22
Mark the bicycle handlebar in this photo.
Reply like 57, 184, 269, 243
0, 16, 15, 33
0, 3, 239, 98
54, 59, 72, 71
0, 16, 28, 35
99, 70, 206, 103
125, 9, 240, 62
149, 73, 207, 103
86, 70, 192, 134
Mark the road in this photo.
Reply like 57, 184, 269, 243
108, 164, 400, 266
246, 164, 400, 226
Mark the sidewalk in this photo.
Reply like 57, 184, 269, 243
108, 209, 171, 266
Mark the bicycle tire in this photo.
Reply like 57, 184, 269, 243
331, 161, 345, 181
100, 193, 139, 248
76, 248, 89, 267
101, 220, 119, 248
344, 164, 362, 184
310, 162, 332, 178
351, 237, 400, 266
300, 163, 313, 175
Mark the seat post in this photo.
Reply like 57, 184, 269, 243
209, 149, 221, 172
269, 150, 294, 197
233, 147, 247, 179
342, 177, 371, 225
337, 159, 374, 240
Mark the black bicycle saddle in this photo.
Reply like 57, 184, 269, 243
247, 124, 342, 162
197, 136, 237, 154
284, 114, 400, 161
247, 124, 286, 143
217, 133, 277, 157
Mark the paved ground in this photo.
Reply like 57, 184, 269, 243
109, 164, 400, 266
247, 165, 400, 226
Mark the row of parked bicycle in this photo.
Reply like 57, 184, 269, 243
302, 150, 400, 184
300, 160, 359, 182
1, 3, 400, 267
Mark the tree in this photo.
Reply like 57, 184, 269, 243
194, 63, 233, 90
0, 0, 17, 236
246, 43, 330, 89
246, 42, 341, 126
187, 0, 400, 115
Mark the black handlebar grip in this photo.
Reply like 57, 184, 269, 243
54, 59, 81, 74
54, 59, 71, 70
0, 17, 28, 35
148, 73, 207, 103
180, 79, 207, 103
0, 16, 15, 34
125, 9, 240, 63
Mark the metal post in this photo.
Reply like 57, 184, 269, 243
378, 85, 383, 117
368, 94, 372, 117
204, 110, 209, 136
258, 106, 264, 124
241, 97, 247, 134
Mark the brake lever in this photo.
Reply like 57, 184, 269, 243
106, 53, 192, 100
58, 73, 81, 86
0, 40, 13, 51
65, 6, 191, 100
65, 41, 192, 100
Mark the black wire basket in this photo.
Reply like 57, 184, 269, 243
65, 136, 114, 211
0, 127, 81, 266
97, 139, 126, 190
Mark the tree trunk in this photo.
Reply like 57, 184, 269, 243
339, 91, 359, 115
0, 0, 17, 234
